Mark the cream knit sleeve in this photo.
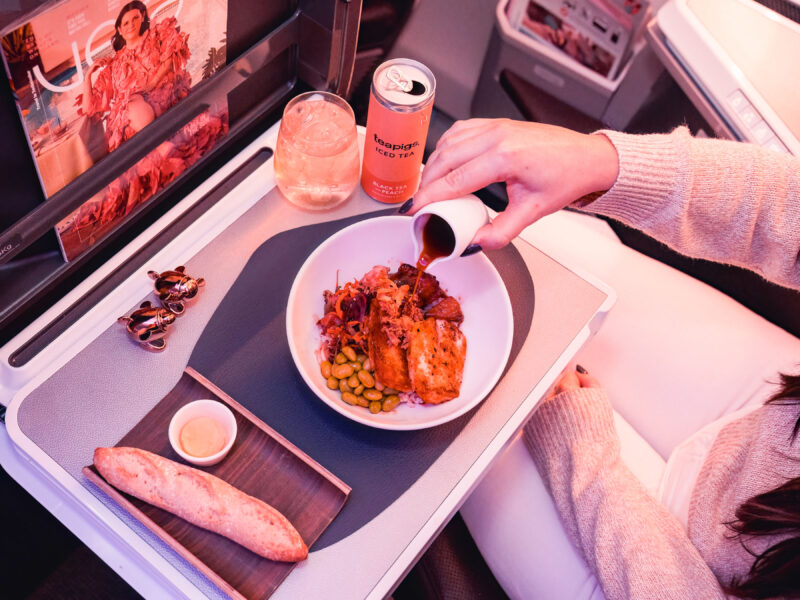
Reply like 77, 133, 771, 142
524, 389, 726, 600
586, 127, 800, 291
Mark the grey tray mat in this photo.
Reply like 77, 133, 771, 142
188, 211, 534, 549
15, 189, 610, 599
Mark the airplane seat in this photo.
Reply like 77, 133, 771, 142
460, 208, 800, 599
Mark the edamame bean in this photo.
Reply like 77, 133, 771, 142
320, 361, 332, 378
363, 388, 383, 402
321, 357, 395, 415
331, 363, 355, 379
382, 395, 400, 412
357, 370, 375, 388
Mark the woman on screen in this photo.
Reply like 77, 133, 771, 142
80, 0, 191, 153
60, 0, 226, 261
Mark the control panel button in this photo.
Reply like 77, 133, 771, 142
727, 89, 748, 112
739, 106, 760, 128
751, 120, 773, 144
763, 137, 788, 154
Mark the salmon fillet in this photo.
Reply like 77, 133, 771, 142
367, 298, 413, 392
407, 318, 467, 404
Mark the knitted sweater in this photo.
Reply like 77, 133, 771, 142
524, 127, 800, 599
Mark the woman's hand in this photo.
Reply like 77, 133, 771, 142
85, 57, 110, 79
410, 119, 619, 250
81, 60, 107, 113
545, 367, 601, 402
83, 60, 105, 87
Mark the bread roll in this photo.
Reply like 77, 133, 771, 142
93, 447, 308, 562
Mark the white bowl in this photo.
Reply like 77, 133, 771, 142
168, 400, 237, 466
286, 215, 514, 430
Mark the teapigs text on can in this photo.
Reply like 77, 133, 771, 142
361, 58, 436, 204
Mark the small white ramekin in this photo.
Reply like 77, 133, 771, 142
168, 399, 237, 467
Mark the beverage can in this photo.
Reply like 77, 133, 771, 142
361, 58, 436, 204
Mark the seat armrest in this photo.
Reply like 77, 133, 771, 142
520, 209, 800, 457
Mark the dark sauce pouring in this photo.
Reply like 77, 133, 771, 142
413, 214, 455, 295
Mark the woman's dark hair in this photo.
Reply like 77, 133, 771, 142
724, 372, 800, 599
111, 1, 150, 52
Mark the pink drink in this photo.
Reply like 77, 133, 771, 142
274, 93, 360, 210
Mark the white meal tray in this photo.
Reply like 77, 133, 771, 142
0, 122, 615, 600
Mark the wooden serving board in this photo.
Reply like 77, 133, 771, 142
83, 367, 350, 600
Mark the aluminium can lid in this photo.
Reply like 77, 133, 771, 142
372, 58, 436, 111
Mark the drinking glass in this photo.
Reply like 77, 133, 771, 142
274, 91, 361, 210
